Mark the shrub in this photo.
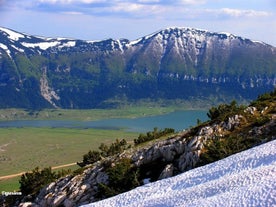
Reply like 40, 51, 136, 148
78, 139, 130, 167
134, 127, 175, 145
77, 150, 102, 167
19, 167, 57, 197
97, 158, 140, 199
19, 167, 72, 198
207, 100, 244, 121
198, 135, 260, 167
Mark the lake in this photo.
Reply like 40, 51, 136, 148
0, 110, 208, 132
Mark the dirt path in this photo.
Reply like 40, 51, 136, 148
0, 162, 77, 180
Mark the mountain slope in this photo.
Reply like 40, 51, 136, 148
0, 27, 275, 109
84, 139, 276, 207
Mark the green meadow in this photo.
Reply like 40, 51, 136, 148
0, 127, 139, 176
0, 127, 139, 192
0, 106, 176, 121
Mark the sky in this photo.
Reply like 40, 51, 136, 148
0, 0, 275, 46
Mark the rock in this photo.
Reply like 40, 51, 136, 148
63, 199, 74, 207
53, 193, 66, 207
198, 126, 213, 136
46, 182, 55, 192
244, 106, 257, 115
223, 115, 243, 131
95, 171, 108, 184
81, 184, 90, 191
261, 106, 268, 114
18, 202, 38, 207
159, 145, 176, 162
158, 164, 174, 180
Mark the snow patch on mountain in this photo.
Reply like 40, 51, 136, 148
83, 140, 276, 207
22, 41, 61, 50
0, 27, 25, 41
0, 43, 11, 57
22, 40, 77, 50
58, 41, 76, 48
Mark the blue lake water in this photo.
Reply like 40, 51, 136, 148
0, 110, 208, 132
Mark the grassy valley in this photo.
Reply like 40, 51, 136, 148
0, 127, 139, 192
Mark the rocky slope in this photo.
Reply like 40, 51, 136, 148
0, 27, 275, 109
15, 91, 276, 207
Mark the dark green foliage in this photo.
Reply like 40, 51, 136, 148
198, 135, 261, 167
207, 100, 245, 121
19, 167, 57, 197
250, 88, 276, 110
97, 158, 140, 199
253, 116, 271, 127
134, 127, 175, 145
77, 150, 102, 167
78, 139, 130, 167
19, 167, 71, 198
99, 139, 129, 157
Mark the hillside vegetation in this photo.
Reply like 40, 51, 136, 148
1, 89, 275, 207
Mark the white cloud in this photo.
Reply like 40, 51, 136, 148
179, 0, 205, 5
220, 8, 272, 18
137, 0, 160, 3
38, 0, 106, 4
111, 2, 163, 14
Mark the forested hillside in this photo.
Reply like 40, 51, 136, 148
0, 27, 275, 109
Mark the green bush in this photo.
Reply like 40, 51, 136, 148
97, 158, 140, 199
19, 167, 57, 197
78, 139, 130, 167
78, 150, 102, 167
19, 167, 72, 198
207, 100, 244, 121
134, 127, 175, 145
198, 135, 260, 166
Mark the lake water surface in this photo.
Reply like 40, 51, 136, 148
0, 110, 208, 132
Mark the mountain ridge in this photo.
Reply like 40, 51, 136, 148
0, 26, 275, 109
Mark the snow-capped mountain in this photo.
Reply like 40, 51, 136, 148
0, 27, 275, 109
83, 139, 276, 207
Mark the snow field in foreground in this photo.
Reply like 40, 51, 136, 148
83, 140, 276, 207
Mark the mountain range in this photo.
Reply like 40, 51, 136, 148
0, 27, 275, 109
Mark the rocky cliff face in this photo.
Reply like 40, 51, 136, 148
17, 100, 276, 207
0, 27, 275, 109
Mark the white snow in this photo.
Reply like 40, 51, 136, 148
21, 41, 60, 50
128, 38, 143, 46
0, 27, 24, 41
22, 40, 76, 50
0, 43, 11, 57
83, 140, 276, 207
11, 45, 25, 53
58, 41, 76, 48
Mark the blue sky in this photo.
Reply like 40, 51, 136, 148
0, 0, 275, 45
